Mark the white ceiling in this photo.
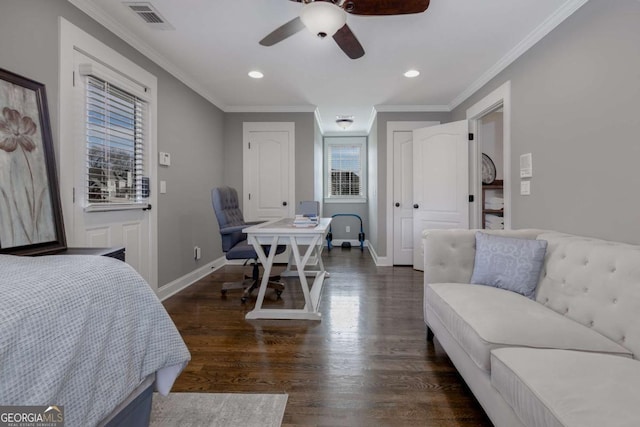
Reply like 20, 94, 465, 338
70, 0, 588, 134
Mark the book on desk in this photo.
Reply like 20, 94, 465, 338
293, 214, 319, 228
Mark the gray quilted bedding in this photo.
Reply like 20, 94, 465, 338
0, 254, 190, 426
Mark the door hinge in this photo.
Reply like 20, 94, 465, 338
72, 71, 75, 87
248, 142, 251, 149
72, 187, 75, 203
469, 195, 474, 203
248, 193, 251, 200
468, 133, 474, 141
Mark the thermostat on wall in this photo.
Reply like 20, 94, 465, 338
159, 152, 171, 166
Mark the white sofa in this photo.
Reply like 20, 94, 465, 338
422, 229, 640, 427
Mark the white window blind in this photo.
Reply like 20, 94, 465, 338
85, 75, 145, 206
325, 137, 366, 201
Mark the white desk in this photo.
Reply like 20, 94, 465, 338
243, 217, 331, 320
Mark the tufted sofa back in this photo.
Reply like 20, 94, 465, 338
536, 232, 640, 359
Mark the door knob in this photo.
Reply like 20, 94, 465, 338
282, 201, 288, 206
395, 202, 400, 207
413, 204, 419, 209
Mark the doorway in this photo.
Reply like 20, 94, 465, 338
466, 81, 512, 229
387, 121, 438, 266
59, 20, 158, 289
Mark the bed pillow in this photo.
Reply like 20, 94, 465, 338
470, 232, 547, 299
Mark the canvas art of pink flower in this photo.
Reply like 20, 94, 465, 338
0, 107, 37, 153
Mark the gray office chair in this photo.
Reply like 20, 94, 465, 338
211, 186, 286, 302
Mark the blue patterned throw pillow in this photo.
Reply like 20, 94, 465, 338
470, 232, 547, 299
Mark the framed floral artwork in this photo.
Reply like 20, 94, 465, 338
0, 68, 66, 255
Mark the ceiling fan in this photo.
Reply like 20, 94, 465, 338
259, 0, 431, 60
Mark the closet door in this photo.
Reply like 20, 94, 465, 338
412, 120, 469, 270
392, 130, 415, 265
243, 122, 295, 221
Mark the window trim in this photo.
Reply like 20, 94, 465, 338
323, 136, 367, 203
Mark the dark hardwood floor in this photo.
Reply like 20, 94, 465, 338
163, 247, 492, 427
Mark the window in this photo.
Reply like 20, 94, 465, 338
324, 137, 367, 202
74, 56, 152, 211
85, 76, 145, 205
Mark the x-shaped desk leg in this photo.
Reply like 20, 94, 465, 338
247, 234, 325, 319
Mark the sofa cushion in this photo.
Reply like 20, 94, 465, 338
491, 348, 640, 427
425, 283, 632, 372
470, 232, 547, 299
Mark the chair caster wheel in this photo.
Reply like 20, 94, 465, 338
241, 296, 248, 303
221, 289, 227, 296
275, 290, 283, 299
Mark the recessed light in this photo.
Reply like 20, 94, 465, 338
248, 70, 264, 79
404, 69, 420, 78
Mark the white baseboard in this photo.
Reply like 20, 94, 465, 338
367, 243, 392, 266
157, 256, 227, 301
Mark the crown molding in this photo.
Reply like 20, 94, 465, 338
375, 104, 451, 112
225, 105, 317, 113
313, 108, 326, 135
322, 131, 370, 137
448, 0, 590, 110
365, 106, 378, 134
68, 0, 228, 110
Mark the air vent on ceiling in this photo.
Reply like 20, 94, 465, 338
123, 2, 174, 30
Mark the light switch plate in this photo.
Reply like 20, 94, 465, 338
159, 152, 171, 166
520, 180, 531, 196
160, 180, 167, 194
520, 153, 532, 178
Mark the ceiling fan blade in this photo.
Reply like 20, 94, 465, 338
345, 0, 430, 16
259, 17, 306, 46
333, 24, 365, 59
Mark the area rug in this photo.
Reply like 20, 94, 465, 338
150, 392, 288, 427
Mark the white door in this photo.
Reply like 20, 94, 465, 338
390, 122, 438, 265
74, 209, 151, 278
64, 50, 157, 288
393, 131, 417, 265
413, 120, 469, 270
243, 123, 295, 221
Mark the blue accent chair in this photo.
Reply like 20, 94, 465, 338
211, 186, 285, 302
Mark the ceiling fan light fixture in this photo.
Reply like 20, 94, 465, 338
300, 2, 347, 39
404, 69, 420, 78
336, 115, 354, 130
248, 70, 264, 79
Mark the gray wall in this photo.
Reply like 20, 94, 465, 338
451, 0, 640, 244
223, 112, 316, 209
323, 203, 369, 241
0, 0, 226, 286
373, 111, 452, 257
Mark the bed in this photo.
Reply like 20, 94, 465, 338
0, 254, 190, 426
